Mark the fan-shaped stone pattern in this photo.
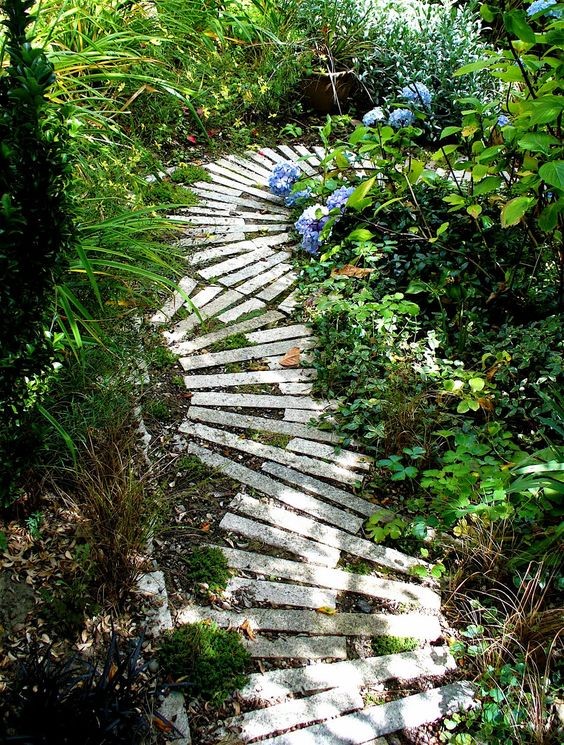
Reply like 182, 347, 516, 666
155, 144, 473, 743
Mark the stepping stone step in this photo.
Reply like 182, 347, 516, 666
212, 546, 442, 610
220, 512, 340, 567
283, 409, 323, 423
175, 289, 244, 334
240, 646, 455, 704
171, 215, 246, 227
227, 154, 274, 181
186, 406, 338, 444
189, 234, 291, 266
170, 310, 284, 355
180, 421, 363, 486
278, 290, 298, 315
286, 438, 373, 472
257, 272, 297, 302
218, 297, 267, 323
183, 368, 317, 390
179, 338, 315, 371
259, 147, 288, 165
206, 161, 264, 188
199, 247, 273, 279
235, 262, 293, 295
192, 188, 288, 214
294, 144, 321, 167
244, 324, 312, 344
229, 494, 425, 576
277, 144, 317, 176
150, 277, 197, 325
220, 252, 291, 288
257, 682, 475, 745
188, 392, 324, 409
175, 606, 442, 640
194, 180, 242, 197
225, 686, 363, 743
182, 443, 361, 530
243, 635, 347, 660
178, 231, 246, 247
226, 577, 337, 610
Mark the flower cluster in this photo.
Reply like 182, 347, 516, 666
527, 0, 561, 17
285, 187, 312, 206
388, 108, 415, 129
497, 114, 510, 127
362, 107, 386, 126
295, 204, 330, 254
400, 82, 432, 109
268, 161, 301, 198
327, 185, 354, 212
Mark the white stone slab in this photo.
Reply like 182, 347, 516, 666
175, 606, 441, 639
165, 286, 223, 341
193, 180, 242, 197
171, 311, 284, 354
210, 174, 284, 205
240, 647, 455, 704
205, 169, 260, 193
229, 494, 426, 576
186, 407, 337, 444
277, 144, 316, 175
220, 513, 340, 566
278, 290, 298, 314
150, 277, 197, 325
218, 297, 267, 323
237, 211, 291, 222
236, 263, 292, 295
213, 546, 441, 610
313, 146, 326, 161
257, 271, 297, 301
178, 231, 246, 248
279, 383, 314, 394
180, 421, 361, 486
188, 392, 323, 408
228, 686, 361, 743
220, 252, 291, 288
179, 338, 315, 371
294, 144, 321, 167
181, 204, 234, 216
192, 187, 288, 215
246, 149, 279, 167
227, 154, 273, 182
170, 215, 246, 227
261, 463, 382, 519
286, 438, 373, 471
245, 324, 311, 344
199, 247, 273, 280
136, 570, 173, 634
226, 577, 337, 610
207, 160, 262, 187
283, 409, 322, 424
243, 635, 347, 660
190, 234, 291, 266
259, 147, 288, 165
258, 682, 476, 745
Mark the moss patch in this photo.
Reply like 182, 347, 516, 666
371, 635, 419, 656
208, 333, 250, 353
180, 547, 230, 594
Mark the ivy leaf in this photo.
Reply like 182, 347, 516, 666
539, 161, 564, 190
501, 197, 535, 227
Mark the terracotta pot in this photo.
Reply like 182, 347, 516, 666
302, 70, 355, 114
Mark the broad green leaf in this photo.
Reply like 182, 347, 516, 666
518, 133, 561, 154
348, 228, 374, 242
443, 194, 466, 206
539, 161, 564, 189
440, 126, 462, 139
467, 204, 482, 219
480, 4, 495, 22
455, 57, 497, 76
472, 164, 490, 181
474, 176, 503, 195
501, 196, 535, 227
503, 10, 536, 44
469, 377, 486, 392
347, 176, 376, 209
538, 202, 562, 232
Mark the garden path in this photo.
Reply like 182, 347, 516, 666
154, 145, 475, 743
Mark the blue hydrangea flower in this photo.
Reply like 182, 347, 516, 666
388, 108, 415, 129
285, 187, 312, 206
497, 114, 510, 127
295, 204, 330, 255
268, 161, 301, 198
400, 82, 432, 109
327, 185, 354, 212
527, 0, 561, 17
362, 107, 386, 126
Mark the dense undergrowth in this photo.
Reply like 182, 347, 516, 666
1, 0, 562, 743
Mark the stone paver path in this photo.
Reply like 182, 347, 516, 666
157, 145, 474, 743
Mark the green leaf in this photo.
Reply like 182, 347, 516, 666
474, 176, 503, 195
455, 57, 496, 76
517, 133, 561, 154
480, 4, 496, 22
469, 377, 486, 392
440, 126, 462, 139
457, 400, 471, 414
501, 197, 535, 227
539, 161, 564, 189
348, 228, 374, 242
467, 204, 482, 219
503, 10, 536, 44
538, 202, 562, 232
347, 176, 376, 210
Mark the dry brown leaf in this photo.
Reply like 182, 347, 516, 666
279, 347, 301, 368
331, 264, 374, 279
239, 619, 256, 640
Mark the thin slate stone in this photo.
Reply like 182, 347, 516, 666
257, 272, 297, 301
217, 297, 267, 323
178, 231, 246, 247
188, 392, 324, 409
286, 438, 373, 471
226, 577, 337, 609
220, 513, 340, 566
179, 338, 315, 371
192, 188, 288, 214
245, 324, 311, 344
294, 144, 321, 167
149, 277, 197, 325
226, 154, 273, 182
243, 635, 348, 660
235, 262, 293, 295
277, 144, 316, 175
206, 161, 262, 187
283, 409, 323, 424
171, 311, 284, 354
278, 383, 314, 394
198, 247, 273, 279
211, 546, 442, 610
220, 252, 291, 287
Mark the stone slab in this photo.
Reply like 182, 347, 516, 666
220, 512, 340, 566
189, 289, 243, 327
165, 286, 223, 341
286, 438, 373, 471
257, 682, 476, 745
183, 369, 317, 390
227, 686, 362, 743
158, 691, 191, 745
174, 606, 441, 640
179, 338, 315, 371
226, 577, 337, 609
257, 272, 297, 302
278, 290, 298, 314
186, 406, 337, 444
207, 160, 262, 187
294, 144, 321, 167
178, 231, 246, 247
212, 546, 441, 610
229, 494, 425, 576
135, 570, 173, 634
192, 188, 288, 214
245, 324, 311, 344
236, 262, 292, 295
277, 144, 316, 175
190, 234, 290, 266
259, 147, 288, 165
243, 635, 348, 660
227, 154, 274, 181
171, 215, 246, 227
261, 462, 384, 519
220, 252, 291, 287
283, 409, 323, 423
218, 297, 267, 323
210, 174, 285, 205
199, 247, 273, 279
189, 392, 324, 409
180, 421, 361, 486
278, 383, 314, 394
239, 646, 455, 703
193, 180, 242, 196
170, 311, 284, 354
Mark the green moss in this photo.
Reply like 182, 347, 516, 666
157, 621, 250, 703
143, 398, 173, 421
170, 163, 210, 184
235, 309, 265, 323
208, 333, 250, 353
171, 374, 185, 388
342, 561, 371, 575
176, 455, 213, 482
371, 635, 419, 656
149, 344, 178, 369
249, 431, 291, 448
143, 179, 199, 207
180, 546, 230, 593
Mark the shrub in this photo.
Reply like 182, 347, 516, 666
181, 547, 231, 594
157, 621, 250, 703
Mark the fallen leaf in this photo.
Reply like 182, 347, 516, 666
200, 522, 210, 532
153, 716, 174, 734
239, 619, 256, 640
331, 264, 374, 279
316, 606, 337, 615
279, 347, 301, 368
